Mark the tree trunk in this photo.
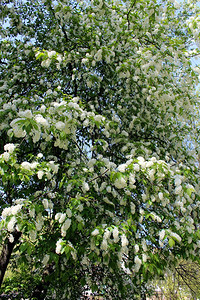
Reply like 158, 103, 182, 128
0, 230, 21, 287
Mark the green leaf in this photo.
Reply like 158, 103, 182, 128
168, 238, 175, 247
19, 243, 28, 253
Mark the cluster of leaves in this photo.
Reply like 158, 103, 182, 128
0, 0, 200, 299
0, 262, 41, 299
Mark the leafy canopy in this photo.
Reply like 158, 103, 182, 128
0, 0, 200, 298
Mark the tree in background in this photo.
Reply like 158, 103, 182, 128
0, 0, 200, 298
152, 260, 200, 300
175, 260, 200, 299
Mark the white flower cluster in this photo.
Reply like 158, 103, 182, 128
2, 204, 22, 219
4, 143, 16, 154
174, 174, 183, 195
21, 161, 38, 170
1, 151, 10, 161
42, 254, 50, 266
113, 227, 119, 243
121, 234, 129, 247
55, 238, 77, 260
18, 109, 32, 118
134, 255, 142, 272
186, 13, 200, 47
113, 157, 171, 191
1, 204, 23, 233
36, 50, 63, 69
91, 228, 99, 236
61, 219, 71, 237
35, 213, 44, 231
35, 114, 49, 127
55, 210, 72, 237
42, 198, 53, 210
159, 229, 165, 241
114, 177, 127, 189
10, 118, 26, 138
56, 238, 64, 254
7, 216, 17, 232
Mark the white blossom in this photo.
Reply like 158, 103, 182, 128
114, 177, 127, 189
29, 230, 37, 242
35, 114, 49, 127
48, 50, 56, 58
3, 152, 10, 161
82, 182, 89, 192
27, 206, 34, 218
91, 229, 99, 236
135, 244, 139, 253
134, 255, 142, 272
158, 192, 163, 200
4, 143, 16, 153
77, 204, 84, 212
56, 238, 64, 254
11, 204, 22, 215
104, 229, 111, 239
42, 199, 49, 209
137, 156, 146, 168
113, 227, 119, 242
37, 170, 44, 179
1, 207, 11, 218
175, 185, 182, 195
55, 213, 62, 221
131, 202, 136, 214
101, 239, 108, 251
48, 161, 59, 173
66, 208, 72, 218
174, 175, 182, 186
129, 173, 136, 184
7, 216, 16, 232
19, 109, 32, 118
133, 164, 140, 172
142, 253, 147, 262
42, 254, 50, 266
30, 161, 38, 170
159, 229, 165, 241
59, 213, 66, 224
121, 234, 129, 247
9, 234, 14, 243
76, 214, 84, 223
61, 218, 71, 235
118, 164, 126, 172
56, 121, 65, 130
21, 161, 31, 170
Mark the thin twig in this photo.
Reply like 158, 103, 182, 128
88, 169, 109, 183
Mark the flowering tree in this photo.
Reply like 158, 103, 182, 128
0, 0, 200, 298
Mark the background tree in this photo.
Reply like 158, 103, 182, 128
152, 260, 200, 300
0, 0, 200, 298
175, 260, 200, 299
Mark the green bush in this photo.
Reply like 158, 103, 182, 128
0, 264, 41, 299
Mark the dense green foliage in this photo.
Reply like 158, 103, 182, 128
0, 263, 41, 299
0, 0, 200, 298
